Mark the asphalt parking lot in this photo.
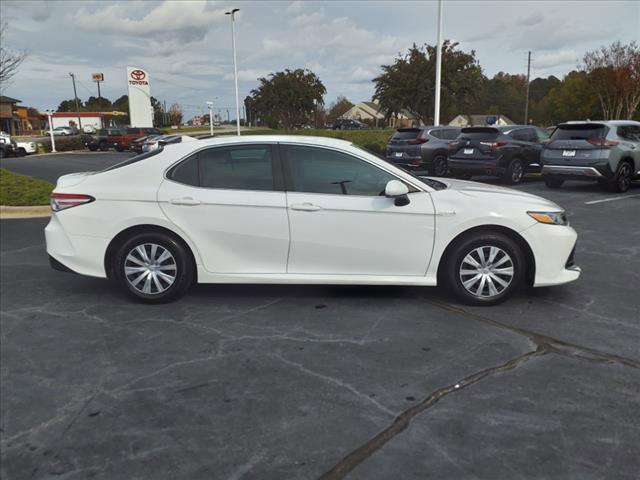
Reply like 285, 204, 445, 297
1, 152, 639, 479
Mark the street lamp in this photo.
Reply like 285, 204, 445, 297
206, 101, 214, 137
225, 8, 241, 136
45, 109, 56, 153
433, 0, 443, 126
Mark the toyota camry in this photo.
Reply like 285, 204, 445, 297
45, 135, 581, 305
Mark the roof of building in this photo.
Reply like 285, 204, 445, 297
51, 111, 128, 117
0, 95, 22, 104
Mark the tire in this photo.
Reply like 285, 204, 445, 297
442, 232, 525, 306
607, 161, 633, 193
503, 158, 524, 185
88, 145, 98, 152
99, 142, 109, 151
112, 232, 194, 303
429, 154, 448, 177
543, 177, 564, 188
0, 149, 5, 159
114, 145, 123, 152
16, 148, 27, 157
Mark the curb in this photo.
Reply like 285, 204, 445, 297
0, 205, 51, 219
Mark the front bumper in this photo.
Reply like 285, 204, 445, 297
519, 222, 581, 287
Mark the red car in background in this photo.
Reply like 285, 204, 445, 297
114, 127, 164, 151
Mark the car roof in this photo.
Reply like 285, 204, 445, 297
197, 135, 354, 148
561, 120, 640, 127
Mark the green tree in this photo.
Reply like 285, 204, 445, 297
112, 95, 129, 113
57, 99, 83, 112
546, 71, 600, 124
84, 96, 112, 111
250, 68, 326, 129
373, 41, 484, 124
327, 96, 354, 122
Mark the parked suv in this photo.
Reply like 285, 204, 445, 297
332, 119, 368, 130
386, 126, 460, 176
541, 121, 640, 192
114, 127, 163, 151
448, 125, 549, 184
84, 128, 125, 151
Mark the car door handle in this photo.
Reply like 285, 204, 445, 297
290, 203, 322, 212
170, 197, 201, 206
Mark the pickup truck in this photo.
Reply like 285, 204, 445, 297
114, 127, 163, 151
0, 132, 37, 157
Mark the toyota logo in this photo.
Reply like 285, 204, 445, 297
130, 70, 146, 81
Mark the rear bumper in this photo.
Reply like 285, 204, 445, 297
542, 165, 606, 179
448, 158, 502, 174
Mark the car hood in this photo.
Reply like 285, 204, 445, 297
439, 178, 563, 211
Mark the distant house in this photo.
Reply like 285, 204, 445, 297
342, 100, 418, 128
0, 95, 22, 134
449, 114, 515, 127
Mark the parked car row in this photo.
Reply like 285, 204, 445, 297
385, 120, 640, 193
82, 127, 164, 152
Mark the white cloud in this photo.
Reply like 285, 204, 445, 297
533, 50, 579, 69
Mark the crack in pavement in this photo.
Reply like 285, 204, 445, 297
319, 347, 546, 480
318, 299, 639, 479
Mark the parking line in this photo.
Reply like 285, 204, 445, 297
584, 194, 640, 205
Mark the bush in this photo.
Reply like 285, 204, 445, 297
39, 136, 87, 153
0, 168, 54, 206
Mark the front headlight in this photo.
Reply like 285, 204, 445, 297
527, 211, 568, 226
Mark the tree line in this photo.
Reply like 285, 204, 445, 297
247, 40, 639, 129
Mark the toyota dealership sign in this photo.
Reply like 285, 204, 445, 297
126, 66, 153, 127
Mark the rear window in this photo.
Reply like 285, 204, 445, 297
551, 124, 607, 141
102, 149, 163, 171
392, 129, 422, 140
459, 127, 499, 139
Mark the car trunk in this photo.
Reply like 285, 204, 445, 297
450, 127, 501, 160
387, 128, 425, 160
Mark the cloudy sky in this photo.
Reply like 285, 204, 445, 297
1, 0, 638, 120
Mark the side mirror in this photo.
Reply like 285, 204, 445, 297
385, 180, 410, 207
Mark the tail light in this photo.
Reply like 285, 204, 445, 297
408, 138, 428, 145
587, 138, 618, 147
480, 140, 508, 151
51, 193, 95, 212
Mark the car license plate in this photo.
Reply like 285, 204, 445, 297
395, 152, 402, 157
464, 148, 473, 155
562, 150, 576, 157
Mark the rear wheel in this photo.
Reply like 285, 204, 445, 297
504, 158, 524, 184
112, 232, 194, 303
607, 161, 633, 193
16, 148, 27, 157
544, 177, 564, 188
443, 232, 525, 306
99, 142, 109, 151
429, 154, 448, 177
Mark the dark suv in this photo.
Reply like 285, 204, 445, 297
332, 119, 368, 130
386, 126, 460, 176
448, 125, 549, 184
541, 121, 640, 192
84, 128, 125, 151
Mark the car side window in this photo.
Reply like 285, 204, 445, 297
428, 129, 444, 139
168, 154, 199, 186
285, 145, 398, 196
199, 145, 274, 191
443, 129, 460, 140
617, 125, 640, 141
126, 128, 138, 134
535, 128, 549, 142
510, 128, 535, 142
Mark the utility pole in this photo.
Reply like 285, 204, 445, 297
46, 110, 56, 153
524, 51, 531, 125
433, 0, 443, 126
207, 101, 214, 136
68, 73, 83, 130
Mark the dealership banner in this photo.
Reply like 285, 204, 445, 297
126, 66, 153, 127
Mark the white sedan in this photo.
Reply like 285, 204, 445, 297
45, 136, 580, 305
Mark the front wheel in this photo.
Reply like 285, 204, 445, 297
442, 232, 525, 305
429, 154, 448, 177
112, 232, 194, 303
99, 142, 109, 151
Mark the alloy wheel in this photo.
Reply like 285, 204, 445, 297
618, 163, 631, 191
511, 161, 523, 183
124, 243, 177, 295
459, 246, 514, 298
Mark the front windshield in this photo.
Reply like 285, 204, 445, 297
355, 144, 448, 191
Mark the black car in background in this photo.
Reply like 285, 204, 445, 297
386, 126, 460, 176
332, 119, 368, 130
448, 125, 549, 184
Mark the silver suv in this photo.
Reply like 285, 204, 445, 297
541, 120, 640, 192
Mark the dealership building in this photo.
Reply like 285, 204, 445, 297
49, 111, 128, 130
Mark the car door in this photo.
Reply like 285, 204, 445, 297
509, 128, 537, 166
157, 143, 290, 274
281, 144, 435, 276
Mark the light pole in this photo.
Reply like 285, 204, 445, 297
433, 0, 443, 126
68, 72, 83, 130
225, 8, 241, 136
45, 109, 56, 153
206, 101, 214, 136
